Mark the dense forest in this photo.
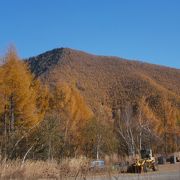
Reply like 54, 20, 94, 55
0, 47, 180, 162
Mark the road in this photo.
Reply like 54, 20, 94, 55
87, 171, 180, 180
86, 163, 180, 180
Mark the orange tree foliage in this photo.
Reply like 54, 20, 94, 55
45, 82, 93, 156
50, 82, 93, 128
159, 99, 180, 152
139, 96, 180, 153
0, 49, 46, 133
32, 79, 49, 121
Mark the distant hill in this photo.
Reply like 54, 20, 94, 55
27, 48, 180, 117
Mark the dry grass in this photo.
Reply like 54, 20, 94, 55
0, 157, 89, 180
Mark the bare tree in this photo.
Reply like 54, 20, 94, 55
116, 104, 136, 157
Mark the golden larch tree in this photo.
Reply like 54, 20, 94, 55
0, 48, 41, 134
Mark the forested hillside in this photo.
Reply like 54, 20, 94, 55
28, 48, 180, 156
0, 47, 179, 162
28, 48, 180, 108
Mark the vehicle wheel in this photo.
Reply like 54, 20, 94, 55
152, 163, 158, 171
143, 163, 147, 173
135, 166, 141, 173
127, 165, 133, 173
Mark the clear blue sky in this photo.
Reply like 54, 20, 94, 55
0, 0, 180, 68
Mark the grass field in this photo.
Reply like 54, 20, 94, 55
0, 159, 179, 180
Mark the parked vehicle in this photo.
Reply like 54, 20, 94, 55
127, 149, 158, 173
90, 160, 105, 171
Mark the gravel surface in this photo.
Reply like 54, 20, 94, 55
86, 163, 180, 180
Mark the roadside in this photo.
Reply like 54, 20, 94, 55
86, 162, 180, 180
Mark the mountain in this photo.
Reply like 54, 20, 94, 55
27, 48, 180, 116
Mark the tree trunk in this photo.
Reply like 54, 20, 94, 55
139, 131, 142, 151
3, 105, 7, 159
96, 144, 99, 160
48, 138, 52, 160
164, 112, 167, 156
10, 95, 15, 131
4, 105, 7, 136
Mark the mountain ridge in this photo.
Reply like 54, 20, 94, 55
27, 47, 180, 116
28, 47, 180, 70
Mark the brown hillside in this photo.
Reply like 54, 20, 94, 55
28, 48, 180, 117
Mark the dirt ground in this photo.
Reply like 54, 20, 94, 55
158, 162, 180, 172
87, 162, 180, 180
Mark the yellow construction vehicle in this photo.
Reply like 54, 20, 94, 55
127, 149, 158, 173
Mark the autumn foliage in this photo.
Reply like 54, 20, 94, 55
0, 49, 40, 132
0, 47, 179, 161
